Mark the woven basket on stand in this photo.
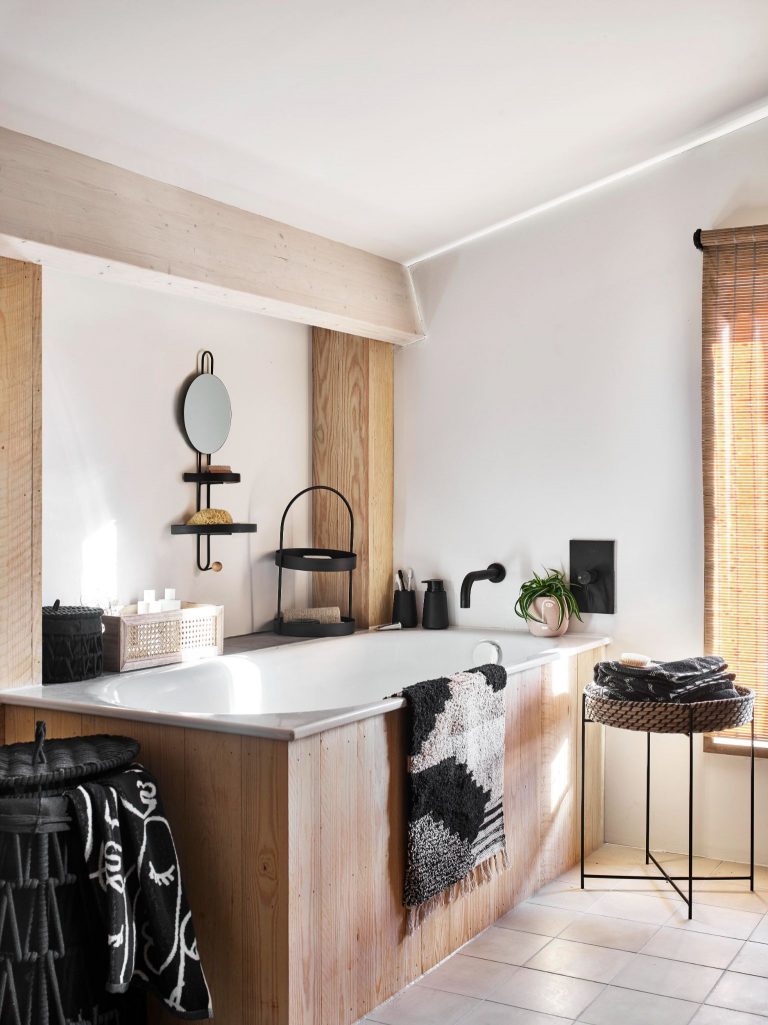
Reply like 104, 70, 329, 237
584, 684, 754, 734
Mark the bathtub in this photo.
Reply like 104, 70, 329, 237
2, 627, 610, 739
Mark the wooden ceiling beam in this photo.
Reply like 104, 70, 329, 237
0, 127, 424, 345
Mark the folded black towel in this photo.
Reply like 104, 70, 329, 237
68, 765, 212, 1020
593, 656, 739, 704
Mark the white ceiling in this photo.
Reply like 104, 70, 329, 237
2, 0, 768, 263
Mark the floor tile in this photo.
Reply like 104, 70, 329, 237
462, 1002, 576, 1024
585, 890, 678, 925
666, 902, 765, 940
610, 952, 723, 1002
691, 1006, 768, 1024
729, 941, 768, 978
366, 983, 481, 1024
640, 926, 744, 968
419, 954, 514, 999
577, 985, 698, 1025
706, 972, 768, 1017
497, 902, 582, 937
559, 913, 658, 952
715, 864, 768, 891
691, 890, 768, 915
525, 938, 633, 983
584, 844, 648, 866
488, 966, 603, 1018
464, 927, 551, 965
530, 886, 602, 914
750, 914, 768, 943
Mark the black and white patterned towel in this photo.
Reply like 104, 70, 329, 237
402, 663, 508, 930
68, 766, 213, 1020
593, 655, 738, 703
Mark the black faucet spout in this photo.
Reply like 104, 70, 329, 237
460, 563, 506, 608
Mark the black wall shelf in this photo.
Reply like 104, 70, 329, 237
182, 472, 241, 485
171, 523, 257, 536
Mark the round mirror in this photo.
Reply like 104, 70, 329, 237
183, 373, 232, 454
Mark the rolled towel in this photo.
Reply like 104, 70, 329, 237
282, 606, 341, 625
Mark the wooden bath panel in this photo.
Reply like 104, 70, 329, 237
2, 645, 604, 1025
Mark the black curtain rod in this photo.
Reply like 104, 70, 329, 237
693, 229, 703, 251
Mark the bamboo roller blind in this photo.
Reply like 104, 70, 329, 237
701, 225, 768, 743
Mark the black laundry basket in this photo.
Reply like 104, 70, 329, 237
0, 723, 146, 1025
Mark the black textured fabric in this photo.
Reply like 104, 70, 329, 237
403, 664, 508, 921
68, 765, 213, 1020
593, 656, 739, 703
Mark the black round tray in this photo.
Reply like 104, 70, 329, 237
275, 547, 357, 572
274, 616, 356, 637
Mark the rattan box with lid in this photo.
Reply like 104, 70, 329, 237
102, 602, 223, 672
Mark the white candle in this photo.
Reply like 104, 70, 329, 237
143, 589, 156, 603
164, 588, 176, 601
148, 600, 163, 614
137, 600, 150, 614
162, 599, 181, 612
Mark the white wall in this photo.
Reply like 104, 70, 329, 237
43, 270, 311, 638
397, 118, 768, 864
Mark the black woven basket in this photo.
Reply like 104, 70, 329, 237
585, 683, 754, 734
43, 600, 104, 685
0, 722, 144, 1025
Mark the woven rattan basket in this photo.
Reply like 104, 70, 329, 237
102, 602, 223, 672
584, 684, 754, 734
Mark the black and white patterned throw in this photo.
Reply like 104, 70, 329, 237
68, 766, 213, 1020
402, 664, 508, 930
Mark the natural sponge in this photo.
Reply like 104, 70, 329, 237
186, 508, 233, 526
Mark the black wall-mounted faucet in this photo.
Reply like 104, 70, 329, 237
460, 563, 506, 608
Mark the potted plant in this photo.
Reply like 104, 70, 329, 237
514, 568, 582, 637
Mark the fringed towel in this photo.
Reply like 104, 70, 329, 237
68, 765, 213, 1020
403, 663, 508, 930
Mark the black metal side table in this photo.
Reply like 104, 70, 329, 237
580, 685, 756, 918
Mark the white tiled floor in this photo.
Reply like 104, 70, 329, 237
361, 845, 768, 1025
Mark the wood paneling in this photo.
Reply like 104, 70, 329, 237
10, 647, 603, 1025
0, 127, 423, 346
312, 329, 394, 628
0, 258, 41, 690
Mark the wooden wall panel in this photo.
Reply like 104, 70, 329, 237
0, 127, 423, 346
311, 328, 394, 628
0, 257, 41, 690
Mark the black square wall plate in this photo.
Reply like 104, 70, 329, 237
569, 539, 615, 614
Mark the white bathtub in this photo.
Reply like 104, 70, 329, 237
2, 628, 609, 739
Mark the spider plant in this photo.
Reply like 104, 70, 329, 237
514, 568, 583, 627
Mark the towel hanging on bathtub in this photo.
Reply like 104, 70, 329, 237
402, 663, 509, 931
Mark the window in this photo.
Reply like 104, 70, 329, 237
700, 226, 768, 755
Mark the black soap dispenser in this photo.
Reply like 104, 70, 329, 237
421, 579, 449, 630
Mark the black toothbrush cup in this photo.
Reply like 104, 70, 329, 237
422, 579, 449, 629
393, 588, 418, 628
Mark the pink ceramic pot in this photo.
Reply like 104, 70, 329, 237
526, 596, 570, 637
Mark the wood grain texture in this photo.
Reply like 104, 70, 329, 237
0, 127, 423, 346
0, 257, 41, 689
11, 646, 603, 1025
311, 329, 394, 628
579, 647, 606, 853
